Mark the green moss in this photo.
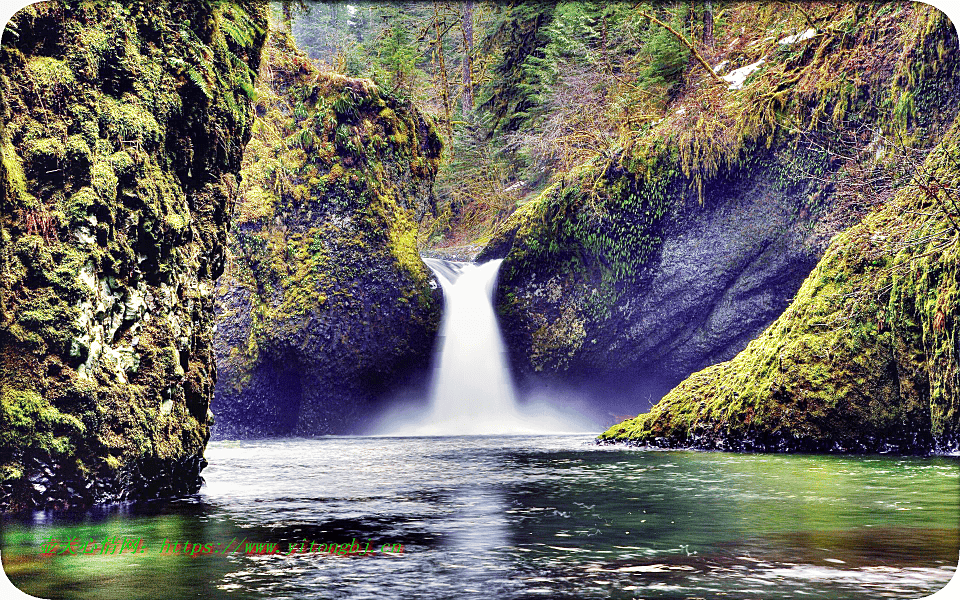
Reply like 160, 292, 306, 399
108, 150, 134, 176
217, 29, 442, 429
0, 388, 85, 480
602, 121, 960, 452
25, 137, 66, 167
90, 160, 118, 199
64, 134, 92, 167
98, 95, 162, 145
25, 56, 76, 95
0, 0, 268, 510
1, 138, 32, 207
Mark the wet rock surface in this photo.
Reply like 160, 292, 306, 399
484, 149, 830, 412
0, 1, 267, 512
211, 33, 443, 438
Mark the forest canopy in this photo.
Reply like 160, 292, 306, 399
285, 1, 729, 247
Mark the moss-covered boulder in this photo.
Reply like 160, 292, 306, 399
601, 112, 960, 453
0, 0, 267, 512
212, 31, 443, 437
481, 4, 959, 414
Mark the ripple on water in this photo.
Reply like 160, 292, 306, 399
1, 435, 957, 600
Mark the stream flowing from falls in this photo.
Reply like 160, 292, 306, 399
3, 268, 959, 600
375, 258, 592, 436
3, 437, 958, 600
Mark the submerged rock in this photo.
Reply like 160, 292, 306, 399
0, 1, 267, 511
211, 32, 443, 437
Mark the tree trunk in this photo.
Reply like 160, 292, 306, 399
639, 10, 723, 84
461, 0, 475, 116
703, 1, 715, 48
281, 1, 293, 34
434, 3, 454, 142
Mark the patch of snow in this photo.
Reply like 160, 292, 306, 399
779, 28, 816, 45
749, 36, 774, 47
713, 60, 729, 74
722, 58, 766, 90
865, 127, 887, 161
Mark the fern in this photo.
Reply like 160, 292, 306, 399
221, 18, 253, 49
187, 67, 212, 100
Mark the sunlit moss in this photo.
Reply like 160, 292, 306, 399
0, 389, 85, 479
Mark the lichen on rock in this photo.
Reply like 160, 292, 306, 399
0, 0, 267, 511
212, 30, 443, 437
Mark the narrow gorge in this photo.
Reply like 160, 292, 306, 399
2, 2, 959, 599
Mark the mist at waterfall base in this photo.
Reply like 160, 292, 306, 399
368, 259, 603, 436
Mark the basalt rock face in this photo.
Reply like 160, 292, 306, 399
480, 4, 960, 418
0, 0, 267, 511
600, 115, 960, 453
211, 33, 443, 438
592, 7, 960, 452
482, 149, 831, 410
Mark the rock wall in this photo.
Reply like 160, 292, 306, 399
481, 144, 836, 410
593, 5, 960, 452
601, 114, 960, 453
0, 0, 266, 511
212, 32, 443, 438
480, 4, 959, 417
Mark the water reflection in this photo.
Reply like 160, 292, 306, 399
2, 436, 957, 599
438, 486, 512, 596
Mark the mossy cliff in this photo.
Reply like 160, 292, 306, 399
212, 31, 443, 437
480, 4, 959, 411
0, 0, 266, 511
600, 113, 960, 453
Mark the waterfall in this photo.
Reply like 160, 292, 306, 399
373, 258, 597, 436
420, 258, 526, 434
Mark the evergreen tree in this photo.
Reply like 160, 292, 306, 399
476, 1, 556, 137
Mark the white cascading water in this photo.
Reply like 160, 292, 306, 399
375, 258, 597, 436
419, 258, 526, 434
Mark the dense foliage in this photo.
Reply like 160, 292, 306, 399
286, 2, 720, 247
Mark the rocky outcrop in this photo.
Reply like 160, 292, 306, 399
0, 0, 267, 511
481, 4, 960, 416
600, 114, 960, 453
481, 147, 834, 408
211, 32, 443, 438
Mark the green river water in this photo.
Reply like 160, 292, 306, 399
2, 435, 957, 599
